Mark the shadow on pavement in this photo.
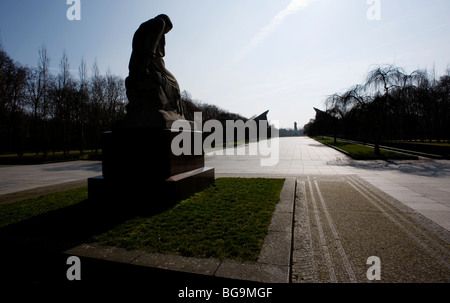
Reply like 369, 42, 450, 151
327, 158, 450, 178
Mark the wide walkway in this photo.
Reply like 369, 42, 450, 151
206, 136, 450, 231
0, 136, 449, 283
207, 137, 450, 282
0, 161, 102, 196
0, 137, 449, 231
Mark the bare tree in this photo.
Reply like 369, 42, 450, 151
105, 68, 126, 127
26, 44, 51, 154
365, 65, 406, 97
88, 60, 105, 152
0, 45, 28, 155
75, 57, 89, 152
324, 94, 344, 143
363, 65, 407, 154
48, 49, 76, 154
324, 85, 369, 143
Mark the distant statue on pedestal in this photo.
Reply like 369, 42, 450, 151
121, 14, 185, 129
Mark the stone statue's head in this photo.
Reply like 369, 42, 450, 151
156, 14, 173, 33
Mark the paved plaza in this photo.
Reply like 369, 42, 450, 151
206, 137, 450, 282
0, 136, 449, 283
0, 136, 449, 230
0, 161, 101, 196
207, 136, 450, 231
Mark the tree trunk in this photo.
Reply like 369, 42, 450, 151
374, 142, 381, 155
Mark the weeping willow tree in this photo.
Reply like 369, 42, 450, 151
364, 65, 407, 154
317, 64, 450, 149
326, 65, 408, 155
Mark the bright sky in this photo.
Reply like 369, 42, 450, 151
0, 0, 449, 129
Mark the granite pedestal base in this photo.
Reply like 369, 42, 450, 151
88, 127, 215, 211
101, 128, 205, 180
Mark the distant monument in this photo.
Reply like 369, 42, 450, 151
88, 15, 214, 210
252, 110, 271, 140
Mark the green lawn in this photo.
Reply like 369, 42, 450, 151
0, 178, 285, 263
393, 140, 450, 147
0, 187, 88, 228
91, 178, 285, 262
395, 141, 450, 147
314, 137, 418, 160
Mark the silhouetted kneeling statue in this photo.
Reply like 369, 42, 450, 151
89, 14, 214, 209
121, 14, 185, 129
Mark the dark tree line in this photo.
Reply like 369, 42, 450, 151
181, 90, 247, 124
0, 44, 253, 155
1, 42, 274, 156
182, 91, 276, 143
0, 44, 126, 155
304, 64, 450, 153
182, 90, 252, 144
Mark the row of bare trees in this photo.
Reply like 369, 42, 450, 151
181, 90, 247, 123
0, 44, 126, 155
304, 64, 450, 153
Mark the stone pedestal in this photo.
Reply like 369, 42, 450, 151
88, 128, 214, 210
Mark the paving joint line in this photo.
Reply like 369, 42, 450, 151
288, 179, 297, 283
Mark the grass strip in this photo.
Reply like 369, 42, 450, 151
390, 140, 450, 147
91, 178, 285, 262
0, 187, 88, 228
314, 137, 417, 160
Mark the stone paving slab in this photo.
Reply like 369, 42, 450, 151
257, 231, 291, 267
132, 252, 222, 276
215, 261, 289, 283
66, 243, 143, 264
